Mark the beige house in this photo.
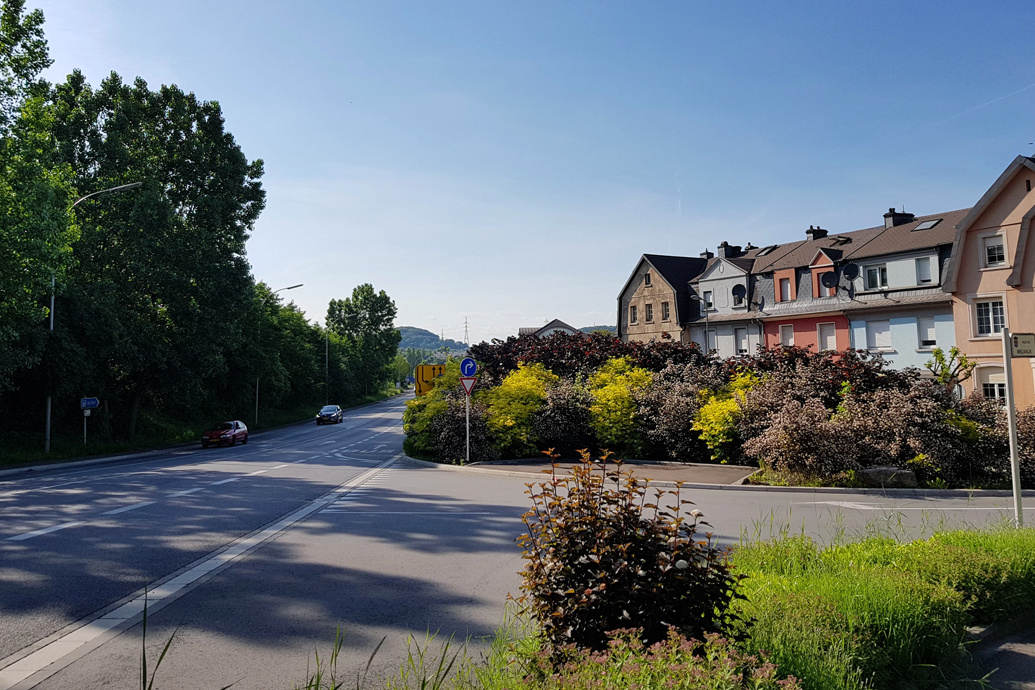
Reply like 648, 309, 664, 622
617, 254, 708, 343
944, 156, 1035, 407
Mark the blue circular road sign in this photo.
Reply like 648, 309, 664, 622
460, 357, 477, 377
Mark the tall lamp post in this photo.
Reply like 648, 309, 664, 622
256, 283, 303, 425
45, 181, 142, 453
689, 293, 712, 353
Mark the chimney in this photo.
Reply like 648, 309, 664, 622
716, 241, 742, 258
699, 249, 714, 259
805, 225, 828, 241
884, 207, 915, 229
744, 242, 757, 250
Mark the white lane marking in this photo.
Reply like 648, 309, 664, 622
321, 441, 335, 445
102, 502, 155, 515
291, 459, 307, 464
272, 464, 289, 469
245, 470, 268, 476
0, 454, 401, 689
210, 478, 240, 486
809, 501, 1012, 511
168, 488, 203, 497
5, 522, 84, 541
322, 511, 496, 515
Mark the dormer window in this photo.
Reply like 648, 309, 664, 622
983, 235, 1006, 268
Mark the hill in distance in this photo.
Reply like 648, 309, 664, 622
398, 326, 468, 351
579, 325, 616, 333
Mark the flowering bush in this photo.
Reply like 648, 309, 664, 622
588, 357, 652, 454
692, 370, 759, 463
530, 380, 596, 458
485, 363, 559, 458
636, 362, 725, 463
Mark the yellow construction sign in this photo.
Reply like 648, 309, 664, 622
415, 364, 446, 396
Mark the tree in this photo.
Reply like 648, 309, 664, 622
41, 70, 265, 435
925, 346, 976, 395
326, 284, 401, 396
0, 0, 74, 393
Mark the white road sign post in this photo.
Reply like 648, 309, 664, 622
459, 358, 478, 465
1002, 328, 1028, 527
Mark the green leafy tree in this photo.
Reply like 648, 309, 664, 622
925, 346, 976, 395
587, 357, 652, 453
326, 284, 401, 396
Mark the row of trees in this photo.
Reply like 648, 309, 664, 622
0, 1, 401, 451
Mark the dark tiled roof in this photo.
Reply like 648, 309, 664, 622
643, 254, 708, 289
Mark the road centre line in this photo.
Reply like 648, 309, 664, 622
0, 454, 401, 690
102, 502, 155, 515
5, 522, 84, 542
808, 501, 1013, 511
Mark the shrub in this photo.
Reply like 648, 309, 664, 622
431, 395, 500, 464
517, 628, 802, 690
529, 380, 595, 458
741, 398, 852, 480
691, 370, 759, 463
484, 363, 559, 459
515, 451, 742, 655
636, 361, 725, 463
587, 358, 652, 454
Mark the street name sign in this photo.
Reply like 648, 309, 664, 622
1010, 333, 1035, 358
80, 397, 100, 410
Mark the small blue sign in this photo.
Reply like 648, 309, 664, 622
80, 397, 100, 410
460, 357, 477, 377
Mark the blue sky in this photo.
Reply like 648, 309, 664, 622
35, 1, 1035, 342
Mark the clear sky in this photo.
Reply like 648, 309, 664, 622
33, 1, 1035, 343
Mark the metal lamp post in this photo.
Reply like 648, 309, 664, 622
45, 182, 142, 453
255, 283, 303, 425
689, 293, 712, 353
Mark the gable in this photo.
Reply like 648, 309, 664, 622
697, 258, 749, 283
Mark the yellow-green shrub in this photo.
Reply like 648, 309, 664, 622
692, 370, 759, 462
588, 357, 652, 452
485, 362, 559, 458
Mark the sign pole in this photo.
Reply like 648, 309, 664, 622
465, 394, 470, 466
459, 358, 478, 466
83, 412, 87, 446
1002, 328, 1024, 527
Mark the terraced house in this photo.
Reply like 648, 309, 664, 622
616, 155, 1035, 405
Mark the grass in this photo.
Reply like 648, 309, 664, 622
0, 388, 408, 469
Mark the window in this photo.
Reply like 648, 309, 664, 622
644, 271, 651, 286
732, 291, 744, 307
703, 291, 713, 309
975, 299, 1005, 336
866, 320, 891, 350
661, 302, 670, 321
818, 275, 833, 297
779, 324, 794, 346
645, 303, 653, 322
917, 317, 936, 348
705, 329, 716, 352
629, 305, 637, 324
978, 367, 1007, 403
865, 265, 888, 290
983, 235, 1006, 267
818, 322, 836, 352
915, 257, 932, 284
913, 219, 942, 231
735, 327, 748, 355
779, 278, 791, 302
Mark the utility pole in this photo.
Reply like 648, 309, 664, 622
464, 317, 469, 347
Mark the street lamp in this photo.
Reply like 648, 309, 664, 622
255, 283, 303, 425
45, 181, 143, 453
689, 293, 712, 353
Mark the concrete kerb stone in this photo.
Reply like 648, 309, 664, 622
398, 454, 1035, 498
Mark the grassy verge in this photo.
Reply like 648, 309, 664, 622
0, 388, 408, 469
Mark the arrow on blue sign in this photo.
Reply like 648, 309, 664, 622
460, 357, 477, 377
81, 397, 100, 410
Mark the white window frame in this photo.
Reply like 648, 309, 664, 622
915, 257, 932, 285
629, 305, 637, 324
917, 316, 937, 349
817, 322, 837, 352
703, 290, 713, 309
779, 324, 794, 347
980, 233, 1007, 269
734, 327, 748, 355
970, 294, 1007, 338
644, 271, 652, 286
779, 278, 791, 302
866, 320, 891, 351
661, 301, 670, 321
865, 264, 888, 290
645, 303, 653, 323
976, 365, 1007, 403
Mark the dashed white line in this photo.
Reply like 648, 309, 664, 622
5, 521, 84, 541
245, 470, 268, 476
169, 487, 203, 497
102, 502, 155, 515
210, 478, 240, 486
272, 464, 289, 469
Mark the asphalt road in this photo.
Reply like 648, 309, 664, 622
0, 394, 1026, 689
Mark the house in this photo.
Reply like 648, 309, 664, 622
685, 242, 767, 357
518, 319, 581, 338
944, 156, 1035, 407
617, 254, 707, 343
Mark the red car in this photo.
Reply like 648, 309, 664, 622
201, 420, 249, 448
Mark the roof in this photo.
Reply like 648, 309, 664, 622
642, 254, 708, 290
